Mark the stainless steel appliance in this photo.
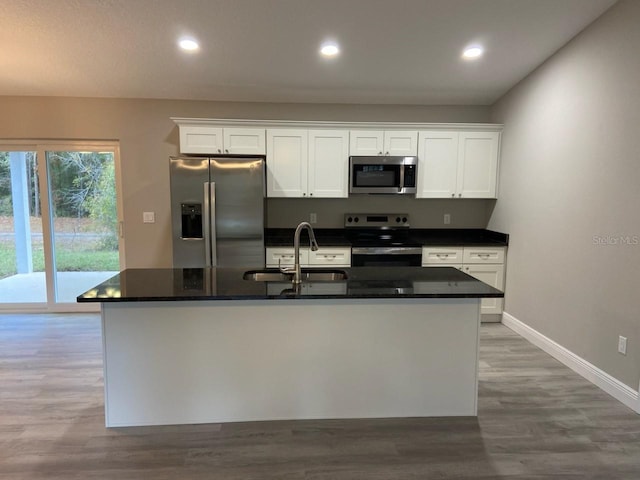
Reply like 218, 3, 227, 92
170, 156, 265, 268
349, 156, 417, 194
345, 213, 422, 267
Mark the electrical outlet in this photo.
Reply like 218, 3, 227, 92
618, 335, 627, 355
143, 211, 155, 224
310, 213, 317, 224
444, 214, 451, 225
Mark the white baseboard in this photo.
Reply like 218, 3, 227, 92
502, 312, 640, 414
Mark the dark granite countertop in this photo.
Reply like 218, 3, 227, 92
77, 266, 504, 303
265, 228, 508, 247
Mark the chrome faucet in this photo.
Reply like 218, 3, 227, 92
280, 221, 319, 284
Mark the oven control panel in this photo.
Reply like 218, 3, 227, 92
344, 213, 410, 228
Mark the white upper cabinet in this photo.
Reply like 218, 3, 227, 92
266, 129, 308, 197
179, 126, 266, 155
222, 128, 266, 155
267, 129, 349, 198
457, 132, 499, 199
417, 130, 500, 199
384, 131, 418, 156
349, 130, 418, 156
308, 129, 349, 198
179, 126, 223, 154
349, 130, 384, 156
416, 131, 459, 198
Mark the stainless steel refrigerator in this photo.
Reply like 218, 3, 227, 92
170, 156, 266, 268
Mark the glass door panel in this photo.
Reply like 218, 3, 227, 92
46, 151, 120, 303
0, 151, 46, 304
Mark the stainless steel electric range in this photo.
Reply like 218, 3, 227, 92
345, 213, 422, 267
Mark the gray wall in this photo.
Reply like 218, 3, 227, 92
489, 0, 640, 390
0, 96, 491, 267
267, 198, 494, 228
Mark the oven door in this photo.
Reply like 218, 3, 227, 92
351, 247, 422, 267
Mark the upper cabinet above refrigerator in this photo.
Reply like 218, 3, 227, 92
178, 126, 266, 155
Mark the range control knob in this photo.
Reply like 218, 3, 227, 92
347, 216, 353, 223
354, 217, 359, 223
402, 217, 408, 223
395, 217, 400, 223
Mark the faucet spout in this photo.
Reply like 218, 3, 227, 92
293, 221, 319, 284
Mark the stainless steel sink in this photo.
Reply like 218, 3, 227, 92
243, 271, 292, 282
243, 269, 348, 282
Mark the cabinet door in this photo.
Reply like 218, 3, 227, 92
223, 128, 266, 155
462, 264, 504, 314
456, 132, 499, 198
266, 129, 308, 197
349, 130, 384, 156
179, 126, 223, 154
416, 131, 459, 198
308, 129, 349, 198
384, 130, 418, 156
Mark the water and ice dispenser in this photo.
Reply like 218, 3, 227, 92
180, 203, 203, 239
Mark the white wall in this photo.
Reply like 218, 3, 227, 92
490, 0, 640, 390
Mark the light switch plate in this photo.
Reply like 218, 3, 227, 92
143, 212, 155, 224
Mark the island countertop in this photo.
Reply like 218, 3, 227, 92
77, 266, 504, 302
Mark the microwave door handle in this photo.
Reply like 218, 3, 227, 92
398, 166, 405, 192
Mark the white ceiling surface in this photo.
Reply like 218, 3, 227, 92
0, 0, 616, 105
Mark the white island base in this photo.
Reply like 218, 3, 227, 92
101, 298, 481, 427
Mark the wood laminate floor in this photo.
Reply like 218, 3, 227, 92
0, 314, 639, 479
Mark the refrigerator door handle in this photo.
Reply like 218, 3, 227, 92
203, 182, 212, 267
210, 182, 217, 266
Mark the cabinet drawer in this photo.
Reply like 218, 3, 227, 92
422, 247, 464, 265
309, 247, 351, 266
265, 248, 309, 267
462, 247, 505, 264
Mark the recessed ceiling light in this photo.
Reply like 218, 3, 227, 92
320, 42, 340, 57
462, 46, 483, 59
179, 37, 200, 52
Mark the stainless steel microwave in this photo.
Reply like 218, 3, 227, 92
349, 156, 417, 194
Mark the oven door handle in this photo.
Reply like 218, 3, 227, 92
351, 247, 422, 255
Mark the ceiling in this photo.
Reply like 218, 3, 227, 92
0, 0, 617, 105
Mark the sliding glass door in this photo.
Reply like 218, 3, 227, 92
0, 150, 46, 305
0, 142, 124, 311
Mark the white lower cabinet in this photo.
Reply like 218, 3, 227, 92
422, 246, 506, 318
266, 247, 351, 268
461, 264, 505, 315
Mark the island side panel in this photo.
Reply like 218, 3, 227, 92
102, 298, 480, 427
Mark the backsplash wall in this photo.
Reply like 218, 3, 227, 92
267, 198, 495, 229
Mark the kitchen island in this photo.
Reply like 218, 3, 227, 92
79, 267, 503, 427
